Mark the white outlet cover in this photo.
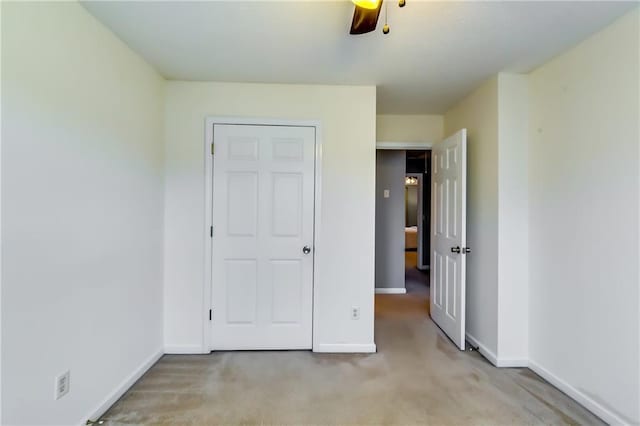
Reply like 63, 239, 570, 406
351, 306, 360, 320
55, 371, 70, 400
383, 189, 390, 198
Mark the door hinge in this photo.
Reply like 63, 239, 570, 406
211, 143, 214, 155
209, 309, 212, 321
210, 226, 213, 238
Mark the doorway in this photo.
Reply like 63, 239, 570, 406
375, 131, 468, 351
206, 121, 319, 351
404, 150, 431, 297
374, 147, 431, 298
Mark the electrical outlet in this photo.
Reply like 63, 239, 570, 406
383, 189, 390, 198
54, 370, 70, 400
351, 306, 360, 320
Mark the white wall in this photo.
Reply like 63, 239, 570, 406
496, 74, 529, 364
375, 150, 406, 290
444, 74, 529, 366
1, 3, 165, 425
528, 9, 639, 424
376, 114, 443, 143
444, 77, 500, 358
163, 82, 377, 353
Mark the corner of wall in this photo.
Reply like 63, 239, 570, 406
443, 75, 500, 358
496, 73, 530, 362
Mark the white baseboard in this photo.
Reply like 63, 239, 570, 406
375, 287, 407, 294
164, 345, 209, 354
465, 333, 528, 367
495, 357, 529, 368
465, 333, 499, 366
314, 343, 377, 353
528, 359, 624, 425
83, 349, 163, 424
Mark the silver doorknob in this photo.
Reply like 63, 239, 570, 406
303, 246, 312, 255
451, 246, 461, 254
463, 247, 471, 254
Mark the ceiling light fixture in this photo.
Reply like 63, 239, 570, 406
405, 176, 418, 186
349, 0, 405, 35
351, 0, 380, 10
382, 1, 390, 34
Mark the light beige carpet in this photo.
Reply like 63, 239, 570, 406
102, 291, 602, 425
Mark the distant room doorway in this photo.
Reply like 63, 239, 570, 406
404, 151, 430, 296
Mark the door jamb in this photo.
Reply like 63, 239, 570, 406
376, 141, 433, 150
203, 117, 323, 353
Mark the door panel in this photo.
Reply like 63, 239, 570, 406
211, 124, 315, 350
226, 172, 258, 236
225, 260, 257, 324
271, 260, 303, 323
272, 173, 303, 237
430, 129, 467, 350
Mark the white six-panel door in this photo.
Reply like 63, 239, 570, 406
211, 124, 315, 350
430, 129, 467, 350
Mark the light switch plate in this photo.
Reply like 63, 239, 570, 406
383, 189, 390, 198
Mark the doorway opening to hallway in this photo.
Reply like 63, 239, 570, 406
375, 148, 431, 300
404, 150, 431, 298
375, 131, 468, 350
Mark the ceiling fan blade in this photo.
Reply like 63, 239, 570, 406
350, 2, 382, 35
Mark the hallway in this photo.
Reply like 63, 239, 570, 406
404, 251, 429, 295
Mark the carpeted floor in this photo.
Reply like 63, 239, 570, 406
101, 261, 602, 425
404, 251, 429, 296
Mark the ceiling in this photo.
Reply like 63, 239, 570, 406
83, 1, 636, 114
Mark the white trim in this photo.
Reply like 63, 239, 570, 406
495, 358, 529, 368
376, 141, 433, 150
314, 343, 377, 353
83, 349, 162, 425
465, 333, 528, 367
375, 287, 407, 294
528, 359, 624, 425
311, 124, 323, 353
466, 333, 499, 366
164, 345, 208, 355
204, 116, 323, 353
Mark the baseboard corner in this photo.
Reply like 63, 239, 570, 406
465, 333, 499, 366
83, 348, 163, 424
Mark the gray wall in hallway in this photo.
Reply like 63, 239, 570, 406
375, 150, 406, 289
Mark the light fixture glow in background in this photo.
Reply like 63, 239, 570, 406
405, 176, 418, 186
352, 0, 380, 10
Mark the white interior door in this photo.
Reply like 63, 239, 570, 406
430, 129, 467, 350
211, 124, 315, 350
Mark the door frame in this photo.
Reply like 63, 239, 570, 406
376, 141, 433, 150
203, 117, 323, 352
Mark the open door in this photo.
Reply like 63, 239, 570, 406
430, 129, 467, 350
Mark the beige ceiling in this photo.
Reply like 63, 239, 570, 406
83, 1, 636, 113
